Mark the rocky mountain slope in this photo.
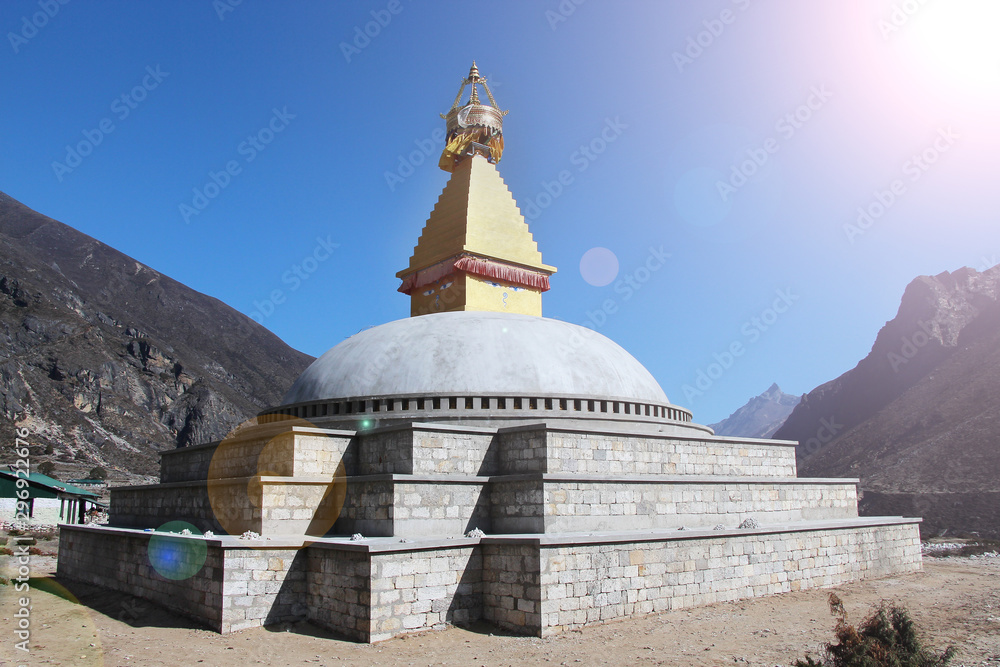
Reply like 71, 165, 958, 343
775, 266, 1000, 538
0, 191, 313, 481
708, 383, 800, 438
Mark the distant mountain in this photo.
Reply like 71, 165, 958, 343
709, 383, 800, 439
0, 191, 313, 482
775, 266, 1000, 538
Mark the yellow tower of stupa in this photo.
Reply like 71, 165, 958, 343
397, 63, 556, 317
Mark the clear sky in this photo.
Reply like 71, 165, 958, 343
3, 1, 998, 424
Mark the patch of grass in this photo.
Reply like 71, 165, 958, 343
794, 594, 956, 667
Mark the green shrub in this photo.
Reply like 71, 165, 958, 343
795, 594, 956, 667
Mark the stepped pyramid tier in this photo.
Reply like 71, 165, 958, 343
396, 156, 557, 318
58, 63, 922, 644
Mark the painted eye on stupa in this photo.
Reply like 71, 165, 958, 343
441, 282, 453, 290
423, 289, 435, 296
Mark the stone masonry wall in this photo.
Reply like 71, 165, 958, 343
482, 543, 542, 635
306, 546, 372, 641
160, 430, 353, 483
368, 546, 482, 642
259, 479, 344, 535
290, 434, 354, 477
112, 479, 299, 536
58, 521, 923, 643
110, 482, 238, 534
358, 429, 413, 474
358, 425, 496, 476
57, 526, 224, 630
536, 522, 922, 635
490, 480, 545, 533
114, 477, 346, 537
392, 481, 490, 537
410, 430, 496, 476
337, 478, 490, 537
160, 442, 218, 483
222, 547, 307, 633
492, 479, 858, 533
496, 427, 798, 477
335, 479, 394, 536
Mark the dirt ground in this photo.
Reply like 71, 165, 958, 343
2, 551, 998, 667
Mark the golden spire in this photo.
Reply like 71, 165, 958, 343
468, 62, 481, 105
398, 63, 556, 318
438, 62, 508, 172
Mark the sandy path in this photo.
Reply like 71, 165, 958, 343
2, 556, 998, 666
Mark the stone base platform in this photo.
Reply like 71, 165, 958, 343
57, 517, 921, 642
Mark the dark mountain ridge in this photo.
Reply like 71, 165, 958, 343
775, 265, 1000, 537
0, 191, 313, 480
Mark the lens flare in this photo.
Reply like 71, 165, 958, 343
147, 520, 207, 580
579, 247, 620, 287
207, 414, 347, 540
900, 0, 1000, 87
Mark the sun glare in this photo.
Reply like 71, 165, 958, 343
899, 0, 1000, 88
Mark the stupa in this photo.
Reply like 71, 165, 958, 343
58, 64, 922, 643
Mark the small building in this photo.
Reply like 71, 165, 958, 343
67, 479, 108, 489
0, 469, 102, 525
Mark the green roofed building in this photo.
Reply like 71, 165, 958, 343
0, 469, 101, 526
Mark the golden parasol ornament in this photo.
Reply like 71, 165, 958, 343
438, 62, 508, 172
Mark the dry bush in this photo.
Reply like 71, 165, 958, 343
794, 594, 956, 667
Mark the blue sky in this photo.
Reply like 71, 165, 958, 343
3, 1, 999, 424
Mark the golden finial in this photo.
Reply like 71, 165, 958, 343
438, 62, 508, 172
